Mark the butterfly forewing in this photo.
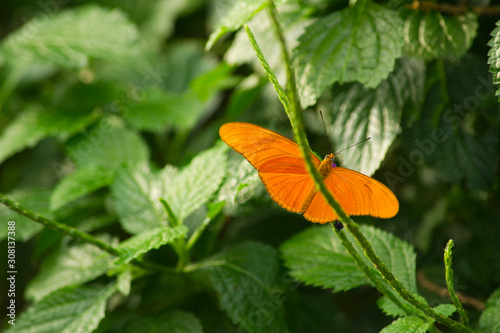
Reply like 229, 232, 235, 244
220, 122, 320, 213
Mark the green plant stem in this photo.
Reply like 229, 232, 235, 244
246, 9, 480, 333
433, 59, 449, 128
0, 192, 177, 274
159, 198, 190, 270
267, 2, 301, 113
331, 223, 416, 315
445, 239, 469, 326
0, 192, 120, 256
187, 202, 225, 250
345, 222, 479, 332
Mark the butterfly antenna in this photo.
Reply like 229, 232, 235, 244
334, 137, 371, 155
319, 111, 332, 153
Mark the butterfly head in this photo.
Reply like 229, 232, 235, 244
324, 153, 337, 168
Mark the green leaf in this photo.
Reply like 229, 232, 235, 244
25, 241, 116, 302
111, 164, 168, 234
66, 119, 149, 169
0, 5, 141, 68
190, 62, 239, 101
0, 188, 51, 242
7, 284, 117, 333
115, 225, 188, 266
367, 226, 418, 292
488, 20, 500, 98
123, 90, 206, 131
0, 107, 97, 164
107, 0, 198, 46
189, 242, 288, 333
0, 109, 47, 164
431, 124, 498, 190
217, 158, 261, 215
293, 2, 404, 107
163, 143, 227, 222
404, 12, 478, 60
480, 288, 500, 333
120, 311, 203, 333
162, 41, 218, 93
281, 225, 417, 294
116, 267, 132, 297
379, 316, 432, 333
280, 225, 368, 291
206, 0, 269, 50
433, 304, 456, 318
50, 165, 115, 211
315, 57, 424, 175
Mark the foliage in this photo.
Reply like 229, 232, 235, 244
1, 0, 499, 332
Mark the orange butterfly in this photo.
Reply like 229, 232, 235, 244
219, 122, 399, 223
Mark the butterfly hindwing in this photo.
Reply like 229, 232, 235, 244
303, 167, 399, 223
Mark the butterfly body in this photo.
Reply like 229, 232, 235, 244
220, 122, 398, 223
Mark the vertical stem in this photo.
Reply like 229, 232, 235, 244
160, 198, 189, 270
332, 223, 416, 315
246, 4, 480, 332
444, 240, 469, 326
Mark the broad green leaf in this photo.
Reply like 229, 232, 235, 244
116, 311, 203, 333
0, 188, 51, 242
480, 288, 500, 333
66, 119, 149, 168
162, 41, 218, 93
0, 107, 97, 164
378, 292, 430, 317
0, 109, 47, 164
293, 2, 404, 107
103, 0, 199, 46
433, 304, 456, 318
50, 165, 115, 211
488, 20, 500, 98
190, 62, 239, 101
163, 143, 227, 222
444, 54, 496, 115
111, 164, 168, 234
404, 12, 478, 60
115, 225, 188, 266
26, 241, 116, 302
224, 75, 267, 120
280, 226, 368, 291
189, 242, 288, 333
315, 57, 424, 175
0, 6, 140, 68
217, 158, 261, 215
366, 226, 417, 293
206, 0, 269, 50
431, 124, 498, 190
403, 58, 497, 190
281, 225, 417, 293
123, 90, 206, 131
379, 316, 432, 333
7, 284, 117, 333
